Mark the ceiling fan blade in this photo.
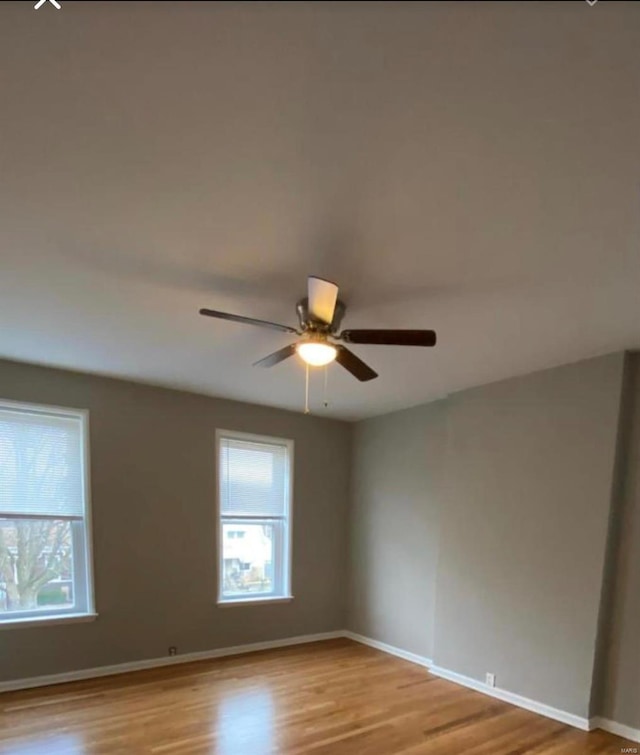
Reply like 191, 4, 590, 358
340, 329, 437, 347
335, 345, 378, 382
199, 308, 299, 334
253, 344, 298, 368
308, 276, 338, 325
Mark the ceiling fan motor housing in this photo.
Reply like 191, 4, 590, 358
296, 297, 346, 333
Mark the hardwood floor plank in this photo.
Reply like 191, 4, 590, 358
0, 639, 635, 754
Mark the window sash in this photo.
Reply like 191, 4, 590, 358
219, 516, 286, 524
219, 436, 290, 518
0, 520, 91, 622
0, 511, 85, 522
220, 517, 286, 600
0, 403, 87, 519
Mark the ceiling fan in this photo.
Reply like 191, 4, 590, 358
199, 276, 436, 382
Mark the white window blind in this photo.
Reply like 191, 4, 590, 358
219, 437, 288, 517
0, 406, 85, 519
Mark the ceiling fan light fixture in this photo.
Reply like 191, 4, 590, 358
296, 341, 337, 367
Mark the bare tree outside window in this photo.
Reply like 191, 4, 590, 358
0, 519, 73, 612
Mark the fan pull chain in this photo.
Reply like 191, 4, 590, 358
323, 365, 329, 408
304, 363, 310, 415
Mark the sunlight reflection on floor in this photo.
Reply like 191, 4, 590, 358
3, 733, 86, 755
215, 686, 274, 755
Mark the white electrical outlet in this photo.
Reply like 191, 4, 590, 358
485, 672, 496, 688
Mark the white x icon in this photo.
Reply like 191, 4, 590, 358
34, 0, 61, 9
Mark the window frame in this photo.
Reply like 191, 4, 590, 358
215, 429, 294, 606
0, 399, 97, 629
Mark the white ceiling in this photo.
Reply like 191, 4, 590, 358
1, 1, 639, 420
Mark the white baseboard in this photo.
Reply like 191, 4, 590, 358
591, 716, 640, 744
343, 630, 433, 669
0, 630, 344, 694
429, 664, 590, 731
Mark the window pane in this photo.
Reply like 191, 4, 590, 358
0, 407, 85, 518
219, 438, 288, 517
221, 522, 276, 597
0, 518, 75, 614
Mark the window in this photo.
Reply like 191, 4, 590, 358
217, 430, 293, 604
0, 400, 95, 626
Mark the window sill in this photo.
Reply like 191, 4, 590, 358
217, 596, 294, 607
0, 613, 98, 630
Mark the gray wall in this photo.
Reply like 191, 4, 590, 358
0, 358, 352, 683
597, 353, 640, 729
348, 401, 446, 660
348, 353, 627, 720
433, 354, 624, 719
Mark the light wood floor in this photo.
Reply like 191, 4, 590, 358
0, 639, 634, 754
